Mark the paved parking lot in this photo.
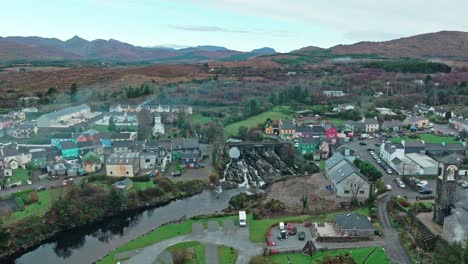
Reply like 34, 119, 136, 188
346, 137, 436, 200
267, 223, 311, 251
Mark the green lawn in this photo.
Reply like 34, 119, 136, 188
168, 241, 206, 264
218, 245, 238, 264
224, 106, 292, 136
269, 247, 389, 264
190, 113, 214, 125
325, 118, 348, 128
2, 189, 60, 225
133, 181, 156, 191
390, 133, 458, 144
10, 169, 31, 184
249, 208, 369, 242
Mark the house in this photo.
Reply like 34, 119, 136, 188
449, 117, 468, 132
334, 212, 375, 237
77, 141, 96, 155
325, 153, 370, 199
47, 163, 67, 176
2, 147, 19, 169
311, 125, 326, 138
112, 140, 136, 153
171, 138, 200, 160
415, 104, 435, 115
8, 111, 26, 121
404, 116, 429, 128
113, 178, 133, 191
36, 104, 91, 128
152, 114, 165, 136
381, 120, 402, 131
30, 148, 47, 169
322, 90, 346, 97
82, 151, 102, 173
180, 152, 200, 168
362, 118, 379, 133
295, 126, 314, 138
51, 134, 75, 148
111, 132, 136, 142
59, 141, 79, 159
297, 137, 321, 156
401, 141, 425, 154
380, 143, 405, 172
0, 117, 15, 130
106, 152, 140, 177
94, 133, 112, 148
375, 108, 397, 116
323, 123, 338, 139
320, 141, 330, 160
425, 143, 466, 156
139, 152, 157, 170
333, 104, 355, 113
279, 119, 296, 140
264, 120, 280, 135
11, 123, 38, 138
434, 107, 455, 119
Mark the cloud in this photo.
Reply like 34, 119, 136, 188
168, 24, 249, 33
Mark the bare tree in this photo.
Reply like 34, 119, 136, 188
347, 177, 367, 205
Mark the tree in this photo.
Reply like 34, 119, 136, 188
172, 248, 189, 264
70, 83, 78, 102
300, 191, 309, 214
269, 93, 278, 105
238, 126, 248, 140
108, 189, 127, 212
245, 99, 261, 117
108, 117, 117, 132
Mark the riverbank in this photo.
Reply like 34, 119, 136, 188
0, 178, 209, 262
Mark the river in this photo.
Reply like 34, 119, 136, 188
13, 188, 244, 264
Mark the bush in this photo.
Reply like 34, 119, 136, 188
132, 175, 150, 182
143, 186, 165, 197
29, 191, 39, 203
229, 193, 249, 210
172, 248, 189, 264
175, 180, 205, 194
87, 174, 108, 182
399, 200, 410, 208
154, 178, 175, 193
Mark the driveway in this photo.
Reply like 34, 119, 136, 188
378, 194, 411, 264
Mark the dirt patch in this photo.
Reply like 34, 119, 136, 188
264, 173, 343, 213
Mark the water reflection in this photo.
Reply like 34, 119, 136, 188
14, 189, 243, 264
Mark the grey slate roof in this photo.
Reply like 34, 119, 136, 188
113, 140, 135, 148
2, 147, 18, 157
311, 125, 326, 133
325, 152, 346, 170
296, 126, 313, 133
42, 104, 90, 119
280, 119, 295, 130
363, 118, 378, 125
61, 141, 78, 150
384, 143, 403, 154
334, 212, 375, 230
107, 152, 139, 165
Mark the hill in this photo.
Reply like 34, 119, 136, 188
330, 31, 468, 59
0, 36, 268, 63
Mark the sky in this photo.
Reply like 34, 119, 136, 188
2, 0, 468, 52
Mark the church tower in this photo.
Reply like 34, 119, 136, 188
433, 159, 459, 225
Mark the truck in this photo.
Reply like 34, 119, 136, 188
239, 211, 247, 227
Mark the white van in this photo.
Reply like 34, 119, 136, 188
279, 221, 285, 230
239, 211, 247, 227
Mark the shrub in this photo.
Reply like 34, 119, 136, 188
154, 178, 174, 193
132, 175, 150, 182
144, 186, 165, 197
29, 191, 39, 203
229, 193, 249, 210
399, 200, 410, 208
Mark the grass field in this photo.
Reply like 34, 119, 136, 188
168, 241, 206, 264
325, 117, 348, 128
249, 208, 369, 242
224, 106, 292, 136
190, 113, 214, 125
2, 189, 61, 225
10, 169, 31, 184
218, 245, 238, 264
390, 133, 458, 144
269, 247, 389, 264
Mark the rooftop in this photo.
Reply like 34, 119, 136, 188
107, 152, 139, 165
334, 212, 375, 230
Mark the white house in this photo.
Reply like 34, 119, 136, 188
325, 153, 370, 200
152, 114, 165, 136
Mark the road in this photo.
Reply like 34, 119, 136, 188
0, 176, 85, 196
378, 194, 412, 264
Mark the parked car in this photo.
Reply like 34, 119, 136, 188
288, 227, 297, 235
396, 178, 406, 188
459, 180, 468, 188
172, 171, 182, 177
359, 142, 367, 146
386, 169, 393, 174
36, 186, 47, 191
298, 231, 306, 240
386, 184, 392, 191
419, 187, 433, 195
375, 143, 381, 147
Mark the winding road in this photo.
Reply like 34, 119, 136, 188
378, 194, 412, 264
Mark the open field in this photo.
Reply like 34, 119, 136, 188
2, 189, 62, 225
269, 247, 389, 264
390, 133, 459, 144
224, 106, 292, 136
190, 113, 214, 125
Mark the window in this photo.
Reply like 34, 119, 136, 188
145, 159, 150, 162
127, 171, 129, 174
110, 171, 113, 174
359, 190, 365, 194
344, 190, 350, 194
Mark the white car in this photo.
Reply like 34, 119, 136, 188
386, 169, 393, 174
397, 181, 406, 188
386, 184, 392, 191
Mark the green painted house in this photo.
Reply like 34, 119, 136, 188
297, 138, 321, 155
59, 141, 79, 159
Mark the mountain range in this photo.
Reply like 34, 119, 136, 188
0, 35, 276, 63
1, 31, 468, 63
